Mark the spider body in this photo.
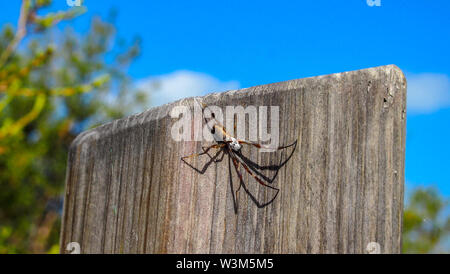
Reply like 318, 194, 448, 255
210, 124, 242, 152
229, 137, 242, 151
181, 99, 297, 214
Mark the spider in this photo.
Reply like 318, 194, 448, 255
181, 99, 297, 214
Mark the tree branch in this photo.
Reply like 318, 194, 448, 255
0, 0, 31, 68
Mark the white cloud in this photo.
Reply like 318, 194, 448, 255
135, 70, 240, 107
407, 73, 450, 114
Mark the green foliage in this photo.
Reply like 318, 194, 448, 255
402, 187, 450, 253
0, 0, 147, 253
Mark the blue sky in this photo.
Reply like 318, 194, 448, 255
1, 0, 449, 197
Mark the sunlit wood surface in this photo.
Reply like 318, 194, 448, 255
60, 65, 406, 254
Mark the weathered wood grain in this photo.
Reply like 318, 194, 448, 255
60, 65, 407, 254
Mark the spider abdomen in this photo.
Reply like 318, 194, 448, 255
229, 137, 242, 151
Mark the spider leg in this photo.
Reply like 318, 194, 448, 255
214, 147, 226, 163
234, 150, 279, 183
238, 139, 297, 152
181, 144, 223, 174
182, 143, 222, 160
234, 114, 237, 137
230, 152, 280, 209
232, 152, 279, 191
234, 140, 298, 183
231, 156, 242, 193
228, 152, 239, 214
202, 143, 225, 160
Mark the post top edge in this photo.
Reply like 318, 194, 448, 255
69, 64, 404, 150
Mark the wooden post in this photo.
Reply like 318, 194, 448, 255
60, 65, 407, 254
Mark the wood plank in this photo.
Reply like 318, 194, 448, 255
60, 65, 407, 254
